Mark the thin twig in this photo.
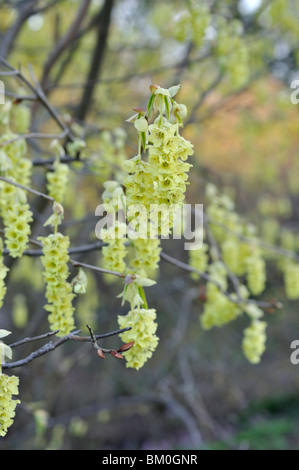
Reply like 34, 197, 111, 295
0, 129, 69, 147
0, 175, 55, 203
9, 330, 59, 348
160, 251, 282, 310
0, 57, 74, 141
69, 259, 125, 279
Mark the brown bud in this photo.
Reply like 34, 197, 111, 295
111, 350, 124, 359
198, 286, 207, 302
119, 341, 135, 352
97, 348, 106, 359
149, 84, 159, 93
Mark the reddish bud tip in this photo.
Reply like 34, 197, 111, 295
111, 350, 124, 359
97, 348, 106, 359
119, 341, 135, 352
132, 107, 145, 114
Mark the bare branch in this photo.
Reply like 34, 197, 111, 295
160, 251, 282, 311
2, 326, 133, 370
40, 0, 92, 91
0, 175, 55, 203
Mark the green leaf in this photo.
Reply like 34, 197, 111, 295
147, 93, 155, 118
0, 329, 11, 339
164, 96, 170, 119
0, 342, 12, 360
136, 276, 156, 287
168, 84, 182, 98
138, 286, 148, 309
141, 131, 147, 150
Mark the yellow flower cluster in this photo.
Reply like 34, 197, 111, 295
0, 239, 8, 309
46, 163, 70, 203
0, 374, 20, 437
38, 233, 76, 336
101, 223, 127, 274
205, 185, 267, 294
0, 133, 27, 167
100, 181, 128, 277
246, 249, 266, 296
0, 131, 33, 259
282, 260, 299, 300
4, 202, 33, 258
200, 282, 244, 330
206, 185, 241, 243
129, 238, 161, 278
11, 103, 31, 134
189, 242, 209, 280
15, 158, 33, 187
118, 308, 159, 370
122, 85, 193, 283
147, 118, 193, 207
124, 123, 193, 217
242, 320, 267, 364
0, 133, 29, 189
221, 237, 251, 277
216, 18, 249, 88
199, 261, 250, 330
174, 1, 211, 48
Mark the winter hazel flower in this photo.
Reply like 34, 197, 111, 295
129, 238, 161, 278
38, 233, 76, 336
242, 320, 267, 364
118, 308, 159, 370
46, 163, 70, 204
0, 239, 8, 309
100, 181, 128, 278
246, 248, 266, 296
0, 374, 20, 437
283, 261, 299, 300
4, 202, 33, 258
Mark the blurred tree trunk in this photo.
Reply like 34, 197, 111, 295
76, 0, 114, 122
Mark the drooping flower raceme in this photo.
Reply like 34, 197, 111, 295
0, 239, 8, 309
123, 85, 193, 280
282, 260, 299, 300
0, 131, 33, 259
4, 201, 33, 258
113, 85, 193, 369
147, 117, 194, 209
46, 163, 70, 204
0, 329, 20, 437
38, 232, 76, 336
116, 275, 159, 370
100, 181, 128, 278
128, 238, 161, 278
242, 320, 267, 364
118, 307, 159, 370
246, 248, 266, 296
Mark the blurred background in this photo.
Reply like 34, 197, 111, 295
0, 0, 299, 450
